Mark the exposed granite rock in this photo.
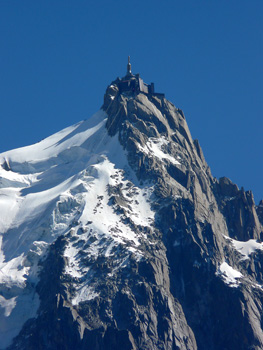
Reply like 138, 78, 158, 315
101, 82, 263, 349
216, 178, 262, 241
256, 200, 263, 226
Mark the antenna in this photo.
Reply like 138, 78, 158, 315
127, 56, 132, 75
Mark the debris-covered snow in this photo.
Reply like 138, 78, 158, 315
62, 154, 155, 305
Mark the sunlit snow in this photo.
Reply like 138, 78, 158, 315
138, 137, 180, 166
224, 236, 263, 260
231, 239, 263, 260
217, 262, 243, 287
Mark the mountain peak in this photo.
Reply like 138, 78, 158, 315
0, 68, 263, 350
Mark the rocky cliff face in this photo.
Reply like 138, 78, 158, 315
1, 79, 263, 350
103, 84, 263, 349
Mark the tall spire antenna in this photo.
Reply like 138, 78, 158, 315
127, 56, 132, 75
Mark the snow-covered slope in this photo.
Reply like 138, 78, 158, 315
0, 110, 156, 348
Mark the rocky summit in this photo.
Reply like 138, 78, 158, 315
0, 64, 263, 350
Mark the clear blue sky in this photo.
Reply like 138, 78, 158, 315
0, 1, 262, 202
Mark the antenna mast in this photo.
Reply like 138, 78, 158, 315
127, 56, 132, 75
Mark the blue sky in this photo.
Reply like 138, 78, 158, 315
0, 1, 262, 202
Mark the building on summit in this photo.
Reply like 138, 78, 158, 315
116, 57, 165, 97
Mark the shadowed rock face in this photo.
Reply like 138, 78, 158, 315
6, 82, 263, 350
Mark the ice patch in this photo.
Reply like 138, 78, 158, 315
138, 137, 180, 166
0, 295, 17, 317
231, 238, 263, 260
72, 285, 99, 305
217, 262, 243, 287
